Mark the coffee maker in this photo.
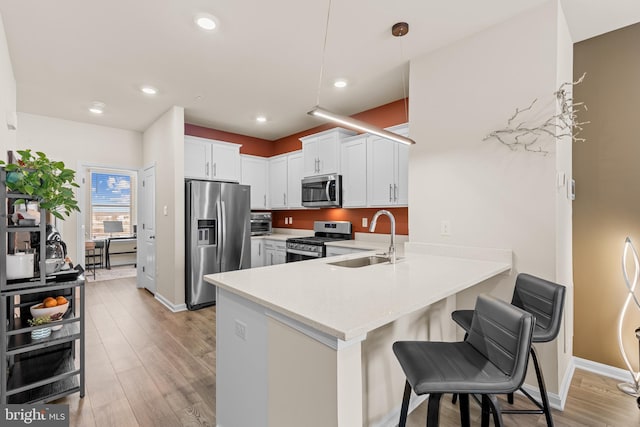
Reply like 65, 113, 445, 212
31, 224, 68, 273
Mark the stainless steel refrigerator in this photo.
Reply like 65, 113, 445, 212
185, 180, 251, 310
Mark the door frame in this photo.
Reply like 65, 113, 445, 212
138, 163, 156, 292
75, 162, 139, 280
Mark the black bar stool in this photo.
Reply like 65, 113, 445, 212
393, 294, 535, 427
451, 273, 566, 427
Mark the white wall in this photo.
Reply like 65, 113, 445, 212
142, 106, 184, 308
408, 0, 572, 398
0, 12, 16, 156
16, 113, 143, 262
554, 0, 575, 398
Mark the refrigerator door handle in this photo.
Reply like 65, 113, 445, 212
237, 207, 248, 270
217, 200, 224, 271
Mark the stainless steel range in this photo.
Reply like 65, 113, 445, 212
286, 221, 352, 262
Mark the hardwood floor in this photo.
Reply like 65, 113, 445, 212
56, 276, 216, 427
57, 276, 640, 426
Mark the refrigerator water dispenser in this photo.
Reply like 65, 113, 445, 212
197, 219, 216, 245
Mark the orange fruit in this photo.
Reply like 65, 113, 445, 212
56, 296, 67, 305
44, 299, 58, 308
43, 296, 55, 303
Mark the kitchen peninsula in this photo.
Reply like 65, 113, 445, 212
204, 242, 511, 427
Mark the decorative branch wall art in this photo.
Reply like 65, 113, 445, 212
484, 73, 589, 155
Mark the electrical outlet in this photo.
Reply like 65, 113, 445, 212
440, 220, 451, 236
284, 217, 289, 225
362, 217, 368, 228
235, 320, 247, 340
289, 217, 293, 224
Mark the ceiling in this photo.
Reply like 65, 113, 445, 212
0, 0, 639, 141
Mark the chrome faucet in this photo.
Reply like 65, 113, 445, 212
369, 210, 396, 264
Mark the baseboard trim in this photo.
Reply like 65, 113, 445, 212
371, 393, 428, 427
519, 356, 575, 411
574, 356, 634, 383
155, 293, 188, 312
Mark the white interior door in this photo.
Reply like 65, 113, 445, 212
138, 165, 156, 293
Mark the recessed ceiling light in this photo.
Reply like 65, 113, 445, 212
140, 85, 158, 95
334, 79, 348, 88
256, 116, 267, 123
195, 13, 217, 31
89, 101, 105, 115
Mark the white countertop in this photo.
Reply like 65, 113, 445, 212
251, 232, 305, 242
325, 239, 393, 253
205, 247, 511, 341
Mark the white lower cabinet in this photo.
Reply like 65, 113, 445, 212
251, 238, 265, 268
264, 239, 286, 266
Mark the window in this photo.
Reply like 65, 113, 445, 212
90, 170, 136, 239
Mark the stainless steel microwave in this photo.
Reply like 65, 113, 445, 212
301, 174, 342, 208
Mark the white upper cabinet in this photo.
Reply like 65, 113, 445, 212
241, 155, 269, 210
340, 134, 368, 207
269, 155, 288, 209
184, 137, 210, 179
300, 128, 356, 177
184, 135, 241, 182
287, 152, 304, 209
268, 151, 304, 210
366, 124, 409, 207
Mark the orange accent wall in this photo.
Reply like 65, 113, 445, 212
185, 98, 408, 157
272, 207, 408, 235
271, 99, 409, 156
184, 123, 273, 157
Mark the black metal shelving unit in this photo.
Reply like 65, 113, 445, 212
0, 168, 85, 404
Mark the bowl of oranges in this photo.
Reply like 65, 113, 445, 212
30, 296, 69, 331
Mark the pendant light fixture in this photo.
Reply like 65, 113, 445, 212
307, 2, 415, 145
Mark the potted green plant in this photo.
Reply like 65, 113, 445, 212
27, 315, 53, 339
0, 149, 80, 220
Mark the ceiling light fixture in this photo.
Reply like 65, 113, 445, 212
195, 13, 217, 31
309, 107, 414, 146
307, 4, 414, 145
333, 79, 347, 88
88, 101, 105, 115
256, 116, 267, 123
140, 85, 158, 95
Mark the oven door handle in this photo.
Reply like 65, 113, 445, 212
286, 248, 322, 258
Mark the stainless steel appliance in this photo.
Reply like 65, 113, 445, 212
185, 180, 251, 310
301, 174, 342, 208
250, 212, 272, 236
286, 221, 352, 262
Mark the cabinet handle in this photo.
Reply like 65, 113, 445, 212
271, 253, 273, 265
283, 193, 287, 205
263, 194, 266, 207
389, 184, 393, 202
316, 157, 320, 173
213, 163, 217, 177
394, 184, 398, 202
259, 243, 261, 256
206, 162, 210, 176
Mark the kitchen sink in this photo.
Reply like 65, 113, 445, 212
327, 255, 391, 268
